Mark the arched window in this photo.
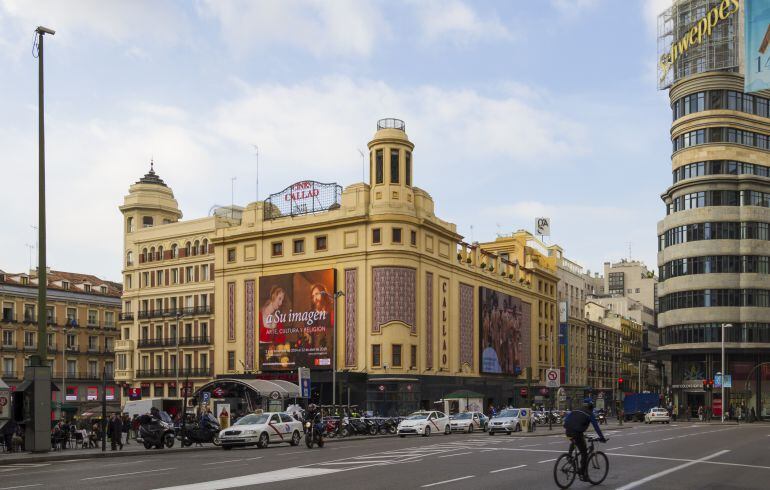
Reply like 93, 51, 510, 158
126, 251, 133, 266
149, 247, 155, 262
185, 242, 192, 257
193, 240, 200, 256
171, 244, 178, 259
158, 246, 164, 260
202, 238, 209, 254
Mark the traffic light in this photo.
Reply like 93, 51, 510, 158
703, 379, 708, 390
708, 379, 714, 389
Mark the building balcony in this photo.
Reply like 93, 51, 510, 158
115, 339, 134, 352
52, 371, 115, 381
119, 312, 134, 322
135, 367, 211, 379
0, 371, 21, 380
136, 306, 213, 321
137, 336, 211, 348
114, 369, 133, 382
1, 313, 17, 323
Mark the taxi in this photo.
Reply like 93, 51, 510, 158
219, 412, 303, 450
449, 411, 487, 433
644, 407, 671, 424
397, 411, 451, 437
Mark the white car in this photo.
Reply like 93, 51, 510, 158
219, 412, 303, 449
644, 407, 671, 424
488, 408, 523, 435
449, 411, 487, 433
397, 411, 451, 437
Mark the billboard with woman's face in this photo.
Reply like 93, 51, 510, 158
259, 269, 335, 371
479, 287, 531, 375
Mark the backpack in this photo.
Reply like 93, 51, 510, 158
563, 409, 591, 434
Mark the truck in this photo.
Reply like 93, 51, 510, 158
122, 398, 183, 419
623, 393, 661, 422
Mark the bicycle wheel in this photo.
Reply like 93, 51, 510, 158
585, 451, 609, 485
553, 453, 577, 489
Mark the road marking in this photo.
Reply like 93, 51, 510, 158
538, 458, 557, 464
245, 457, 263, 461
203, 459, 242, 465
607, 447, 624, 450
0, 485, 43, 490
421, 475, 475, 487
81, 467, 177, 481
103, 460, 148, 466
437, 451, 472, 458
490, 464, 526, 473
628, 443, 644, 447
520, 444, 540, 447
154, 467, 341, 489
615, 450, 730, 490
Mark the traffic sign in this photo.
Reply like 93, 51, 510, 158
545, 369, 561, 388
714, 374, 732, 388
201, 391, 211, 404
212, 386, 225, 398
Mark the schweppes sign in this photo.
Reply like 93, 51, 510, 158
659, 0, 741, 85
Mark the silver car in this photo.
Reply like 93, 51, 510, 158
449, 411, 487, 433
488, 408, 522, 435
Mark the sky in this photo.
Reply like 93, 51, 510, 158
0, 0, 673, 282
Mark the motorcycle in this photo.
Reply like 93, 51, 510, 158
596, 410, 607, 425
304, 419, 325, 449
376, 417, 398, 435
180, 413, 222, 447
137, 413, 176, 450
348, 417, 377, 436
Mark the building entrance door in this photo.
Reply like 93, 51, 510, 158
686, 392, 705, 419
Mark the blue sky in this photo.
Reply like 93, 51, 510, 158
0, 0, 671, 281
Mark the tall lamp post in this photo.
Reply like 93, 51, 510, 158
720, 323, 732, 423
321, 290, 344, 406
60, 327, 68, 419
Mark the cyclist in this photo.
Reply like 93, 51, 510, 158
563, 397, 606, 480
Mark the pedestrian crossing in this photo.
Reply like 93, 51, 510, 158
0, 462, 51, 473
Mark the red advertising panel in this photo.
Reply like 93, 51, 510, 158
87, 386, 98, 401
65, 386, 78, 401
259, 269, 335, 371
128, 388, 141, 400
105, 386, 115, 401
479, 287, 531, 375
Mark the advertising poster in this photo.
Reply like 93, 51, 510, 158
65, 386, 78, 401
745, 0, 770, 93
87, 386, 98, 401
479, 287, 531, 375
105, 386, 115, 401
258, 269, 335, 371
217, 403, 231, 429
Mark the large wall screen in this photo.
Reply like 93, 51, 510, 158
479, 287, 531, 375
258, 269, 336, 371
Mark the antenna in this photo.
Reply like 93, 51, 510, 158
358, 148, 365, 183
627, 241, 633, 260
25, 244, 34, 271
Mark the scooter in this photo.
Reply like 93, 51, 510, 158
180, 414, 221, 446
137, 413, 176, 450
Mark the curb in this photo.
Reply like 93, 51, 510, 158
0, 444, 216, 465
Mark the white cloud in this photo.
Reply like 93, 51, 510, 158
414, 0, 512, 44
197, 0, 384, 58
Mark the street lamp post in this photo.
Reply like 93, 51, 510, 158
721, 323, 733, 423
60, 327, 67, 418
321, 290, 344, 406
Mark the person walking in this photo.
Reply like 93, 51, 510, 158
108, 413, 123, 451
698, 405, 704, 422
122, 414, 130, 445
672, 405, 678, 422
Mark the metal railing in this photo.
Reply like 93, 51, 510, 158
135, 367, 210, 378
1, 313, 16, 323
377, 118, 405, 131
137, 306, 213, 320
1, 371, 21, 380
137, 336, 211, 348
119, 312, 134, 321
53, 371, 115, 381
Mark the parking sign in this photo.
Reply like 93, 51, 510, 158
202, 391, 211, 404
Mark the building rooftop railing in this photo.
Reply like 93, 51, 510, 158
377, 118, 405, 131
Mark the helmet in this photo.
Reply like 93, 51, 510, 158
583, 397, 594, 410
308, 403, 317, 412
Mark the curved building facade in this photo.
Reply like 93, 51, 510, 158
658, 68, 770, 419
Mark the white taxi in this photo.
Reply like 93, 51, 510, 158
449, 411, 487, 433
219, 412, 303, 450
644, 407, 671, 424
397, 411, 451, 437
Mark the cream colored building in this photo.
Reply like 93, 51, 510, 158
117, 119, 568, 414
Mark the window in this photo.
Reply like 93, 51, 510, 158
67, 359, 77, 376
23, 304, 35, 322
372, 228, 381, 244
201, 264, 209, 281
66, 307, 77, 326
293, 239, 305, 255
405, 151, 412, 186
142, 271, 149, 287
392, 228, 402, 244
156, 270, 163, 286
372, 344, 381, 367
271, 241, 283, 257
200, 322, 209, 339
87, 310, 98, 326
66, 333, 77, 349
88, 360, 98, 378
117, 353, 127, 371
172, 268, 179, 284
375, 150, 383, 184
410, 230, 417, 246
2, 358, 14, 376
127, 217, 134, 233
227, 248, 236, 262
1, 303, 14, 322
171, 243, 178, 258
410, 344, 417, 369
142, 216, 153, 228
186, 266, 193, 282
200, 353, 208, 371
227, 351, 235, 371
24, 331, 34, 347
392, 344, 402, 367
315, 235, 328, 251
390, 149, 400, 183
88, 336, 98, 351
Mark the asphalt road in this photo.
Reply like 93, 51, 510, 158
1, 422, 769, 489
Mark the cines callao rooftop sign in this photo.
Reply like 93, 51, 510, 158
659, 0, 741, 86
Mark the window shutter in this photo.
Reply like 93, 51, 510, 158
208, 243, 214, 254
164, 250, 172, 260
151, 273, 155, 287
139, 254, 145, 264
194, 266, 199, 282
165, 270, 169, 286
179, 268, 184, 284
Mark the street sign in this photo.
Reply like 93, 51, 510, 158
298, 367, 311, 398
201, 391, 211, 404
212, 386, 225, 398
714, 374, 732, 388
545, 369, 561, 388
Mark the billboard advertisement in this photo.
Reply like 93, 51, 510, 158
745, 0, 770, 92
479, 287, 531, 375
259, 269, 335, 371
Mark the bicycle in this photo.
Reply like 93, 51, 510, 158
553, 436, 609, 488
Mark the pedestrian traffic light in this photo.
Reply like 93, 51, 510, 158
702, 379, 708, 390
618, 377, 624, 389
708, 379, 714, 389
